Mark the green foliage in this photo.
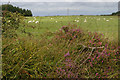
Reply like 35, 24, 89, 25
112, 11, 120, 16
2, 11, 24, 38
2, 4, 32, 16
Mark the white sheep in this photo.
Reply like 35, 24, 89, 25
76, 20, 79, 22
34, 17, 36, 20
28, 21, 32, 23
84, 19, 87, 22
35, 21, 39, 23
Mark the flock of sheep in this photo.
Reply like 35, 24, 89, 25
28, 17, 39, 23
27, 16, 113, 24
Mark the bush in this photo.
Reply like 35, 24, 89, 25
2, 11, 24, 38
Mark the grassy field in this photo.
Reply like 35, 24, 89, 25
17, 15, 118, 42
2, 14, 119, 78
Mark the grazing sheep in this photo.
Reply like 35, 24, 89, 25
84, 19, 87, 22
28, 21, 32, 23
35, 21, 39, 23
76, 20, 79, 22
34, 17, 36, 20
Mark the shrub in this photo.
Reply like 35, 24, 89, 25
2, 11, 24, 38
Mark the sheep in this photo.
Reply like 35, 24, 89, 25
34, 17, 36, 20
76, 20, 79, 22
28, 21, 32, 23
84, 19, 87, 22
35, 21, 39, 23
33, 20, 35, 22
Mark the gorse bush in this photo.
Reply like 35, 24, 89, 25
2, 23, 119, 78
2, 11, 24, 38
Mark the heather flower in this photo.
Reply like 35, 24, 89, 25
96, 73, 98, 76
94, 55, 96, 59
118, 46, 120, 49
76, 29, 80, 32
64, 51, 70, 57
98, 42, 102, 46
90, 62, 93, 67
94, 43, 96, 46
105, 44, 108, 47
89, 40, 92, 43
88, 32, 91, 35
91, 58, 93, 62
108, 53, 110, 56
56, 70, 59, 73
74, 36, 76, 38
101, 34, 104, 36
61, 26, 69, 33
72, 29, 76, 32
61, 26, 66, 29
95, 62, 97, 64
59, 29, 62, 31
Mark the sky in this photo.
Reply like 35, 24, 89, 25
0, 0, 119, 16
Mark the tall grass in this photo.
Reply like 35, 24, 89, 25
2, 24, 119, 78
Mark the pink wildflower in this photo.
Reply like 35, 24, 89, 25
98, 42, 102, 46
64, 51, 70, 57
96, 73, 98, 76
89, 40, 92, 43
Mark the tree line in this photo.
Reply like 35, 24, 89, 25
2, 4, 32, 16
111, 11, 120, 16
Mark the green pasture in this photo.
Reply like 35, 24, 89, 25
17, 15, 118, 42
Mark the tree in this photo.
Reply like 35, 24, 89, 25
2, 4, 33, 16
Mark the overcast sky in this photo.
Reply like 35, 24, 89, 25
0, 0, 119, 16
